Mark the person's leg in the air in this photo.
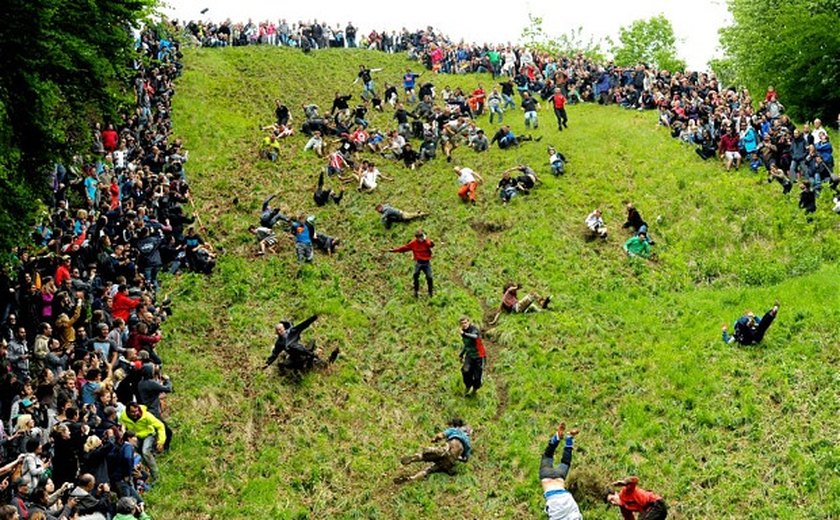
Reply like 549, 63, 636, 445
753, 302, 779, 342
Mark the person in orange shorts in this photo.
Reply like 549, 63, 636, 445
454, 166, 484, 204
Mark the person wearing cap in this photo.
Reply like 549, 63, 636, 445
539, 422, 582, 520
386, 229, 434, 298
722, 302, 780, 345
394, 417, 472, 483
605, 476, 668, 519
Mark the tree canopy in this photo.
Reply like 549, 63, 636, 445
611, 15, 686, 71
719, 0, 840, 122
0, 0, 155, 254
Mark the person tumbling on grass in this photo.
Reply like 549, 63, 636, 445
386, 228, 434, 298
459, 316, 486, 396
722, 301, 779, 345
539, 422, 582, 520
455, 166, 484, 204
605, 476, 668, 520
490, 283, 551, 324
376, 204, 427, 229
393, 418, 473, 484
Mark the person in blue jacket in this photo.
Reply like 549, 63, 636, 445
394, 418, 473, 483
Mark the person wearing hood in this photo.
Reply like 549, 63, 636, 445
137, 363, 172, 419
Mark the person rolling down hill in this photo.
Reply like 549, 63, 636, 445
459, 316, 486, 396
393, 418, 473, 484
386, 229, 434, 298
313, 170, 344, 207
376, 204, 427, 229
622, 203, 654, 244
490, 283, 551, 324
722, 301, 779, 345
623, 232, 652, 259
585, 209, 608, 239
605, 476, 668, 520
455, 166, 484, 204
539, 422, 582, 520
259, 194, 290, 228
263, 315, 338, 371
548, 147, 567, 176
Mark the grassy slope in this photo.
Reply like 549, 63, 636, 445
147, 47, 840, 519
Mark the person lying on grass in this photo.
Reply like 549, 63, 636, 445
376, 204, 427, 229
539, 422, 582, 520
393, 417, 472, 484
722, 301, 779, 345
605, 476, 668, 520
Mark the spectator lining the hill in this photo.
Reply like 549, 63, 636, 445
722, 301, 779, 346
393, 418, 472, 484
539, 422, 583, 520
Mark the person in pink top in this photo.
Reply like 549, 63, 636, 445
605, 476, 668, 520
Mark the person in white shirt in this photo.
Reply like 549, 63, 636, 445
585, 209, 608, 239
358, 161, 392, 192
454, 166, 484, 204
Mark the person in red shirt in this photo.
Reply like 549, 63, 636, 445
551, 88, 568, 131
54, 256, 72, 287
605, 476, 668, 520
718, 125, 742, 171
469, 84, 486, 116
111, 285, 141, 322
387, 228, 434, 298
102, 123, 119, 153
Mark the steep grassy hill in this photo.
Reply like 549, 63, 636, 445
147, 47, 840, 519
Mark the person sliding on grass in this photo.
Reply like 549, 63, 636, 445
313, 170, 344, 207
605, 476, 668, 520
722, 301, 779, 345
539, 422, 582, 520
459, 316, 486, 396
623, 232, 652, 259
548, 146, 567, 176
585, 209, 608, 239
490, 283, 551, 324
622, 203, 654, 244
491, 125, 537, 150
376, 204, 427, 229
393, 417, 472, 484
264, 315, 339, 372
387, 228, 434, 298
259, 194, 290, 228
455, 166, 484, 204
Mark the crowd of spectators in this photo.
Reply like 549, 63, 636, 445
0, 24, 205, 520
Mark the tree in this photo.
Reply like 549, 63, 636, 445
0, 0, 156, 253
611, 15, 686, 71
719, 0, 840, 122
520, 13, 607, 61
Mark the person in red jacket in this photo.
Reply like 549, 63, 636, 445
54, 256, 72, 287
605, 476, 668, 519
111, 285, 141, 322
387, 228, 434, 298
551, 88, 568, 131
102, 123, 119, 153
718, 125, 742, 171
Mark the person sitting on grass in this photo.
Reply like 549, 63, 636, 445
585, 209, 608, 239
548, 146, 567, 176
539, 422, 582, 520
490, 283, 551, 324
376, 204, 427, 229
260, 134, 282, 161
605, 476, 668, 520
394, 418, 473, 484
623, 232, 652, 259
496, 170, 519, 204
722, 301, 779, 345
622, 203, 654, 244
357, 161, 393, 193
303, 130, 325, 157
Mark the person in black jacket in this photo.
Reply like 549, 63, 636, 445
264, 315, 337, 371
798, 182, 817, 214
622, 203, 655, 244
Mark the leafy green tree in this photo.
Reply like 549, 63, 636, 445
719, 0, 840, 122
612, 15, 686, 71
0, 0, 156, 253
520, 13, 607, 61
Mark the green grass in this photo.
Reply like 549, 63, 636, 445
147, 46, 840, 519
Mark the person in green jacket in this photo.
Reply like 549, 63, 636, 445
120, 403, 166, 482
623, 232, 652, 259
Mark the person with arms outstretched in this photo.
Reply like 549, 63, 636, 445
387, 228, 434, 298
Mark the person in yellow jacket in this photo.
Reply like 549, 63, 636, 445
120, 403, 166, 482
